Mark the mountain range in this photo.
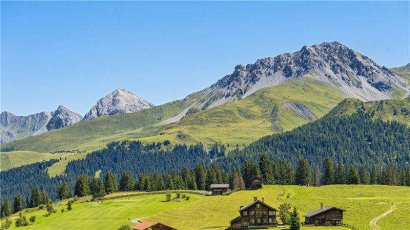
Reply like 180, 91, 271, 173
1, 41, 409, 150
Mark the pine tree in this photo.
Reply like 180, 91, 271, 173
289, 207, 301, 230
387, 163, 398, 185
90, 178, 106, 198
370, 164, 378, 184
311, 166, 321, 186
74, 174, 91, 197
194, 164, 207, 190
13, 195, 23, 213
104, 171, 118, 194
2, 199, 13, 217
259, 153, 274, 184
347, 166, 360, 184
119, 172, 134, 191
206, 168, 217, 190
30, 187, 42, 208
359, 166, 370, 184
334, 162, 345, 184
57, 183, 71, 200
321, 158, 334, 185
242, 160, 260, 188
295, 158, 310, 186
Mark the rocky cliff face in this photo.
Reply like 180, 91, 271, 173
188, 41, 408, 109
1, 106, 82, 144
83, 89, 154, 120
46, 106, 82, 131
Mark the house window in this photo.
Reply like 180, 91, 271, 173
269, 218, 273, 223
250, 219, 255, 224
257, 218, 261, 224
256, 204, 260, 208
257, 211, 262, 215
263, 211, 267, 215
243, 211, 247, 216
263, 218, 268, 224
269, 211, 275, 215
250, 211, 255, 215
242, 222, 248, 226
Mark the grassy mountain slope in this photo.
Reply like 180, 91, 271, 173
391, 63, 410, 80
327, 97, 410, 125
139, 77, 344, 147
2, 185, 409, 230
1, 100, 189, 153
0, 151, 75, 171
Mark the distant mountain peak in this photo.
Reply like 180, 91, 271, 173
83, 89, 154, 120
47, 105, 82, 131
190, 41, 408, 110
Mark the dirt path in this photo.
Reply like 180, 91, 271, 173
369, 203, 396, 230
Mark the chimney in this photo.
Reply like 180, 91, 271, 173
320, 203, 324, 209
262, 197, 265, 203
254, 196, 258, 202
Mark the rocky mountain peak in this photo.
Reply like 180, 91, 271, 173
83, 89, 154, 120
46, 105, 82, 131
191, 41, 408, 110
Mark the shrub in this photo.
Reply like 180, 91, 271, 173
46, 202, 56, 214
29, 216, 36, 224
181, 194, 186, 198
118, 225, 131, 230
67, 201, 73, 211
15, 213, 29, 227
0, 218, 12, 229
165, 193, 171, 202
176, 192, 181, 198
185, 195, 190, 200
61, 208, 65, 213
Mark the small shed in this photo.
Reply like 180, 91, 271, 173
249, 176, 263, 189
210, 184, 230, 195
131, 221, 177, 230
303, 203, 345, 226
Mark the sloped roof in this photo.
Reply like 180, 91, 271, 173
230, 216, 241, 224
249, 176, 262, 181
239, 200, 277, 212
210, 184, 230, 189
303, 206, 345, 218
131, 221, 176, 230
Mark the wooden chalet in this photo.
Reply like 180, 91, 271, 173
303, 203, 345, 226
248, 176, 262, 189
210, 184, 229, 195
131, 221, 177, 230
230, 197, 277, 229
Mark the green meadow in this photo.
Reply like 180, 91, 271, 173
3, 185, 409, 230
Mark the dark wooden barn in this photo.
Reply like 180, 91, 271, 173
131, 221, 177, 230
303, 203, 345, 226
230, 197, 277, 229
210, 184, 229, 195
248, 176, 263, 189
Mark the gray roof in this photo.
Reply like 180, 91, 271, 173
239, 200, 277, 212
210, 184, 229, 189
303, 206, 344, 218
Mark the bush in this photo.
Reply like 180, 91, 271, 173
61, 208, 65, 213
67, 201, 73, 211
181, 194, 186, 198
15, 213, 29, 227
185, 195, 190, 200
29, 216, 36, 224
165, 193, 171, 202
0, 218, 12, 229
176, 192, 181, 198
118, 225, 131, 230
46, 203, 56, 214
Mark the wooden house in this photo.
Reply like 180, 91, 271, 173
248, 176, 263, 189
303, 203, 345, 226
210, 184, 229, 195
230, 197, 277, 229
131, 221, 177, 230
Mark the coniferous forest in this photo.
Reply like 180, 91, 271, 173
1, 113, 409, 217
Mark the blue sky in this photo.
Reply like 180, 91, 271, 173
2, 1, 409, 115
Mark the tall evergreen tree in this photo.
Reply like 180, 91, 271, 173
387, 163, 398, 185
359, 166, 370, 184
194, 164, 207, 190
370, 164, 378, 184
259, 153, 274, 184
347, 166, 360, 184
90, 178, 106, 198
321, 158, 335, 185
13, 195, 23, 213
242, 160, 260, 188
30, 187, 42, 208
57, 183, 71, 200
2, 199, 13, 217
119, 172, 134, 191
74, 174, 91, 197
104, 171, 118, 194
334, 162, 345, 184
295, 158, 310, 186
289, 207, 301, 230
311, 166, 321, 186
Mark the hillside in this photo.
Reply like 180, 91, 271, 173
391, 63, 410, 80
1, 185, 409, 230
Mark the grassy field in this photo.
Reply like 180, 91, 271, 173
3, 185, 409, 230
0, 151, 77, 172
